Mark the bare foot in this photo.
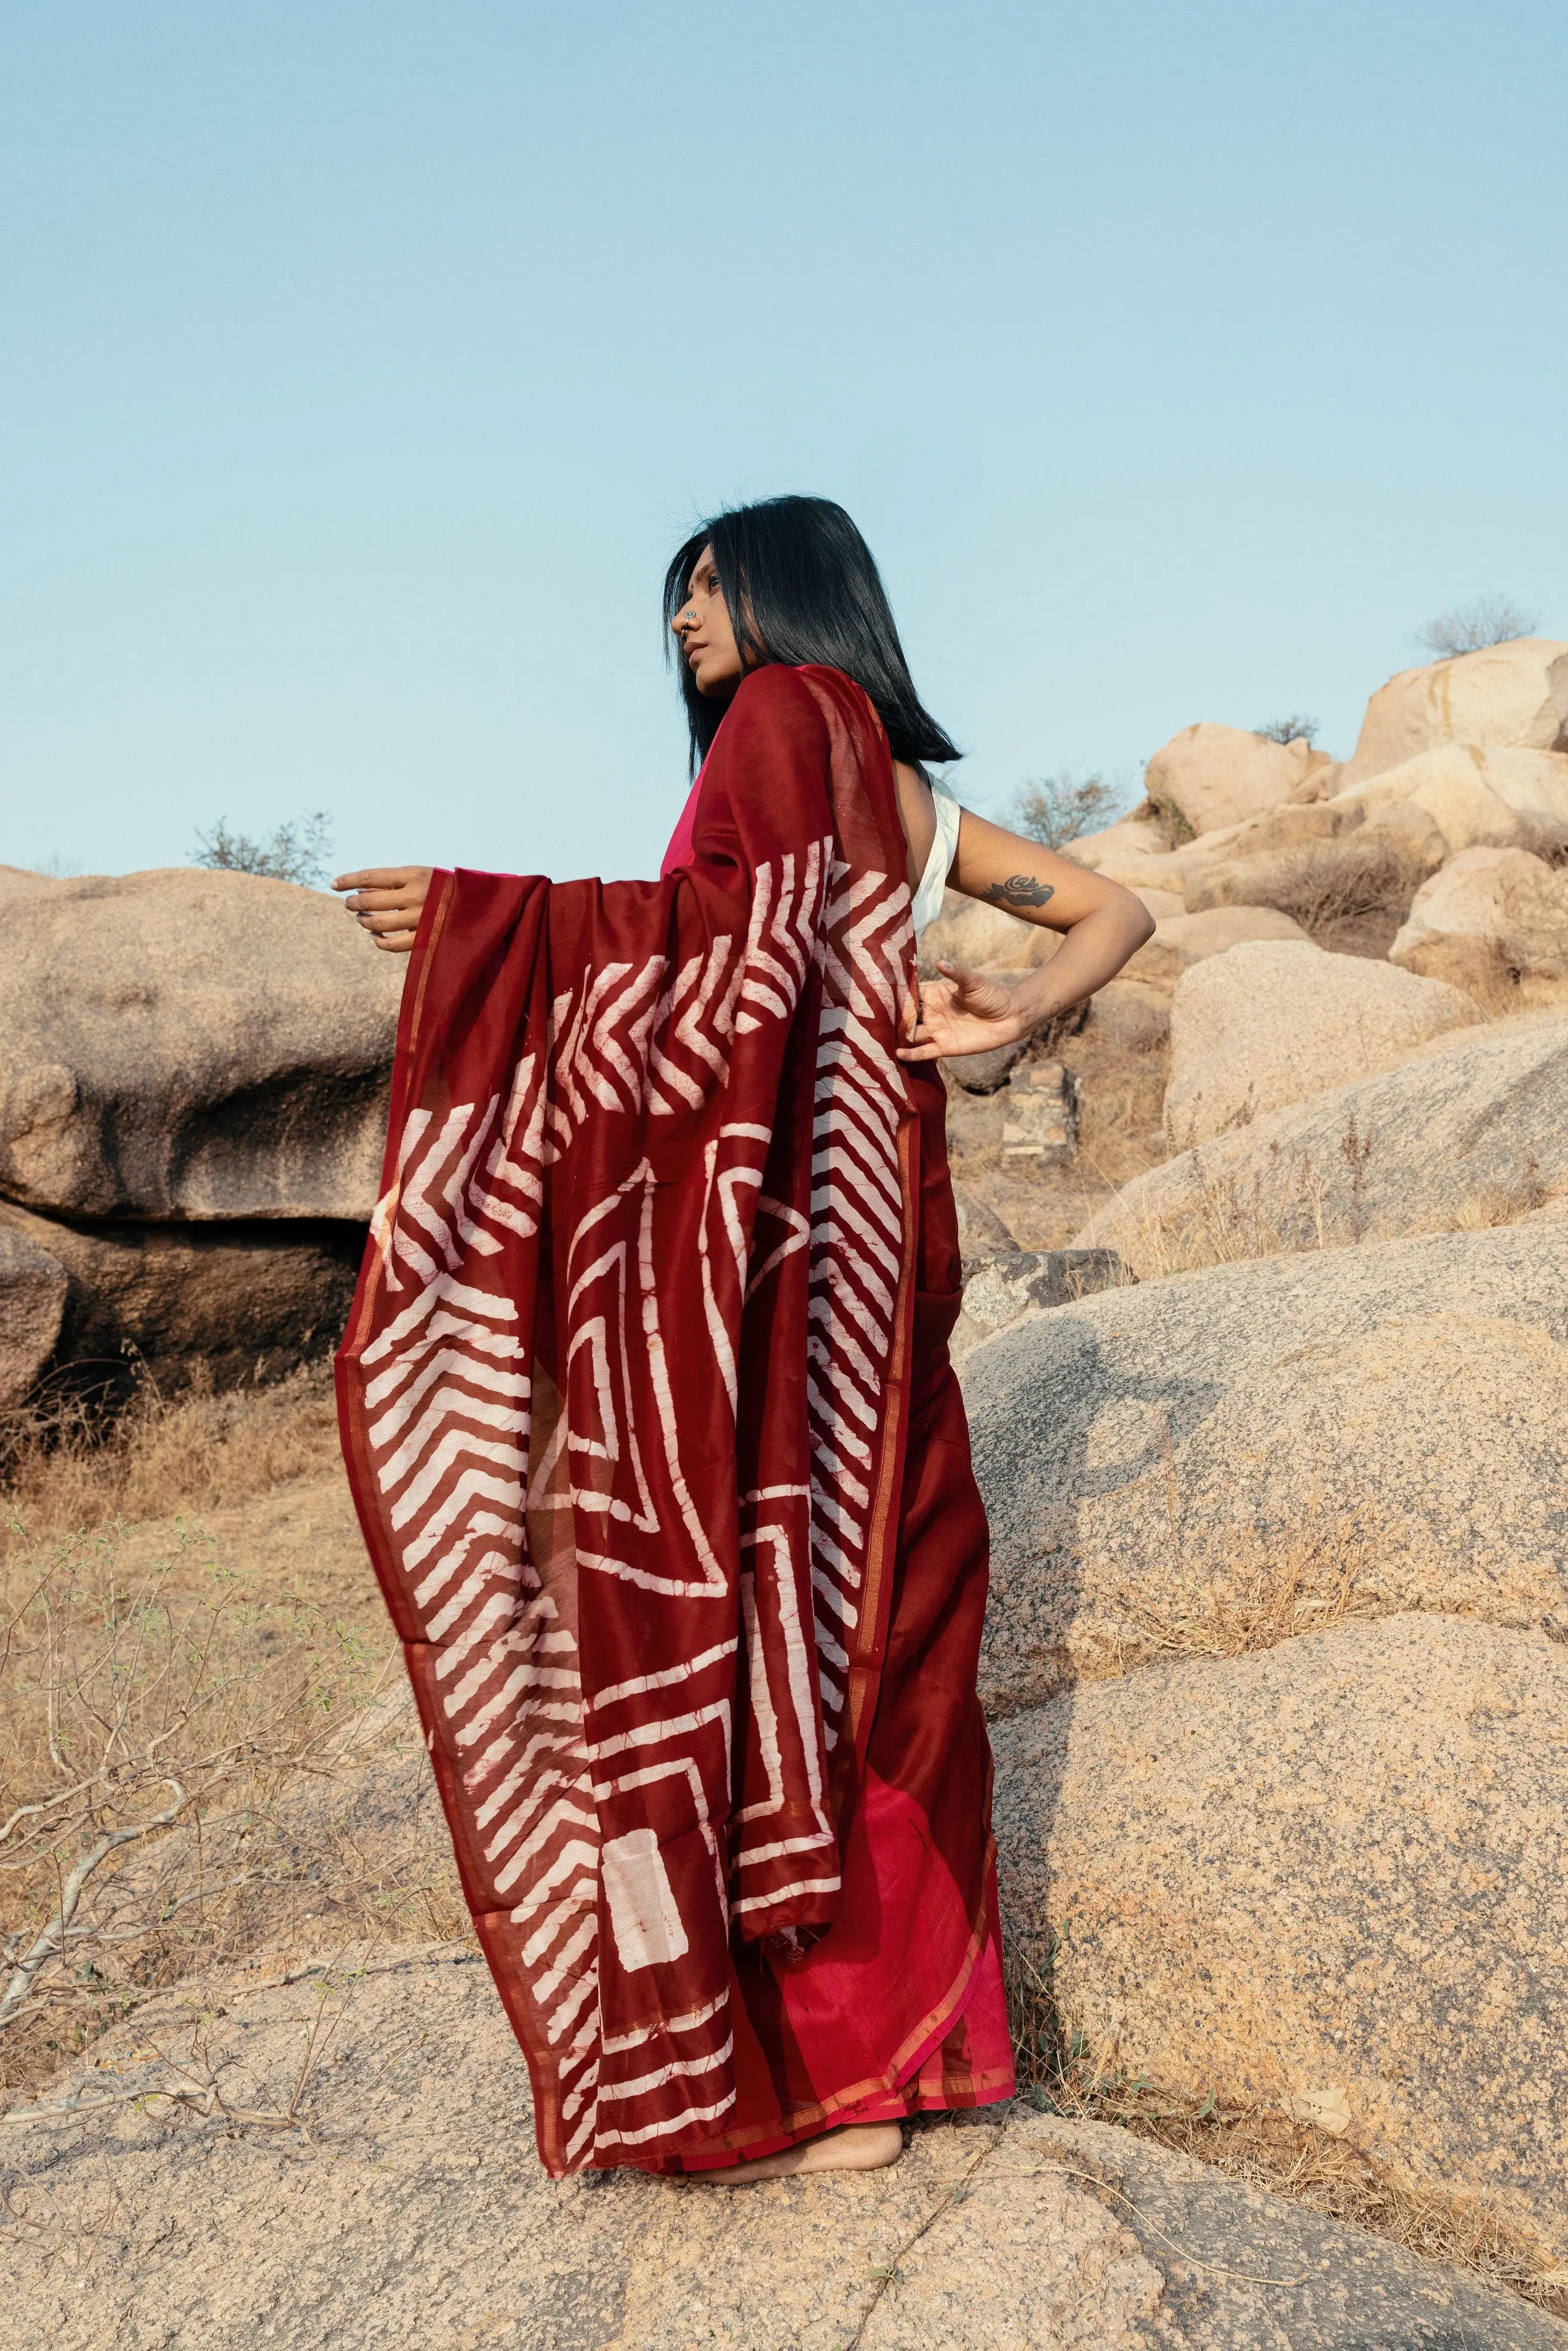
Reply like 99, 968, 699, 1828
691, 2122, 904, 2187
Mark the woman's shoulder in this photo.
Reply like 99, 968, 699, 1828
721, 662, 841, 747
731, 660, 838, 710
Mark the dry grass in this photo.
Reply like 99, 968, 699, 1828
1064, 1023, 1170, 1192
1095, 1112, 1558, 1284
1003, 1934, 1568, 2318
947, 1021, 1172, 1252
1109, 1516, 1384, 1667
0, 1498, 462, 2110
1096, 1152, 1342, 1281
0, 1363, 343, 1549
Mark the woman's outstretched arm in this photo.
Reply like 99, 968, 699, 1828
333, 866, 434, 952
897, 807, 1154, 1063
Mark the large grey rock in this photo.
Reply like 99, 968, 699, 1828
1392, 844, 1568, 1003
1061, 814, 1170, 873
964, 1224, 1568, 1712
1162, 940, 1480, 1149
1074, 1009, 1568, 1275
1084, 976, 1172, 1053
1338, 743, 1568, 855
940, 1034, 1033, 1094
0, 868, 404, 1220
919, 888, 1056, 973
952, 1183, 1020, 1258
1343, 637, 1568, 787
1144, 724, 1331, 837
993, 1614, 1568, 2259
0, 1202, 364, 1392
0, 863, 63, 903
1125, 905, 1311, 993
0, 1218, 67, 1408
953, 1246, 1132, 1361
5, 1942, 1561, 2349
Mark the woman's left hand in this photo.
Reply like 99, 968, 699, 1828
333, 866, 434, 953
897, 960, 1040, 1062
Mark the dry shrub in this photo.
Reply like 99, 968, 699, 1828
0, 1364, 342, 1548
1003, 1933, 1568, 2318
1065, 1024, 1170, 1192
1129, 794, 1195, 850
1416, 596, 1538, 660
1109, 1516, 1383, 1666
1513, 814, 1568, 868
1260, 835, 1427, 938
0, 1519, 459, 2107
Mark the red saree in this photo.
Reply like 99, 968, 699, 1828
336, 664, 1013, 2175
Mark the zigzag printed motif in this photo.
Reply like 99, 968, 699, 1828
806, 862, 914, 1750
347, 830, 924, 2169
340, 671, 922, 2175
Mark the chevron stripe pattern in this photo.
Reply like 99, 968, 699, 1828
341, 680, 921, 2174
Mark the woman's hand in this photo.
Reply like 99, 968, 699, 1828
333, 866, 434, 953
898, 961, 1036, 1062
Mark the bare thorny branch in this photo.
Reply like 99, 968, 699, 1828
2, 1991, 347, 2138
0, 1524, 394, 2096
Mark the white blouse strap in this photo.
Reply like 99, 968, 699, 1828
911, 782, 963, 936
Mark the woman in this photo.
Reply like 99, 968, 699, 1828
333, 497, 1151, 2185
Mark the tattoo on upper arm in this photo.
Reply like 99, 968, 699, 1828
980, 874, 1056, 911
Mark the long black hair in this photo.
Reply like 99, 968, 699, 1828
663, 495, 962, 777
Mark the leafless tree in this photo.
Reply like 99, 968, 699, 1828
1009, 771, 1131, 851
192, 810, 333, 887
1416, 597, 1538, 661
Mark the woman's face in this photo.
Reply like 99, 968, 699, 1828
671, 545, 744, 697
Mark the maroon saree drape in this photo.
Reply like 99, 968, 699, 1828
336, 664, 1012, 2175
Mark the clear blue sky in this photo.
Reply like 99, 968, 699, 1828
4, 2, 1564, 884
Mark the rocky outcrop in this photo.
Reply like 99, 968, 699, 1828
1179, 833, 1433, 950
952, 1246, 1131, 1360
919, 890, 1055, 973
1342, 637, 1568, 787
0, 863, 62, 903
1162, 940, 1479, 1148
1391, 845, 1568, 1002
0, 868, 403, 1222
964, 1222, 1568, 1711
993, 1614, 1568, 2258
1144, 724, 1330, 837
1062, 819, 1235, 896
0, 1202, 363, 1394
8, 1942, 1563, 2350
952, 1184, 1019, 1256
0, 1218, 67, 1409
1340, 743, 1568, 853
1073, 1009, 1568, 1274
1125, 906, 1310, 991
1061, 815, 1170, 874
1131, 885, 1186, 922
1083, 977, 1171, 1052
941, 1035, 1034, 1095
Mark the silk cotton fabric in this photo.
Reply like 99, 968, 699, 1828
337, 665, 1012, 2175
